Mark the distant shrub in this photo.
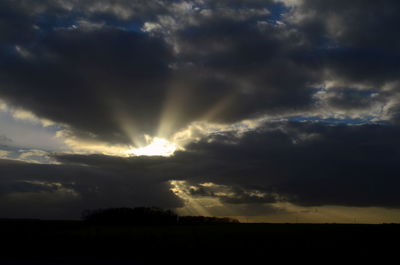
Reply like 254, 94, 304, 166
82, 207, 178, 225
178, 216, 240, 225
82, 207, 240, 225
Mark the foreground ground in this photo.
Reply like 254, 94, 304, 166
0, 220, 399, 264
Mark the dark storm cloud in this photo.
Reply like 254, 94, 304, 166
289, 0, 400, 84
1, 26, 172, 143
2, 0, 400, 142
169, 17, 317, 121
0, 158, 181, 219
1, 120, 400, 218
51, 121, 400, 209
0, 0, 174, 143
175, 122, 400, 207
277, 0, 400, 120
291, 0, 400, 51
0, 1, 35, 45
0, 0, 318, 143
318, 48, 400, 86
2, 0, 400, 218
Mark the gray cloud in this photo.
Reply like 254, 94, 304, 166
0, 158, 182, 219
0, 0, 317, 144
187, 182, 279, 204
1, 0, 400, 218
2, 0, 400, 143
289, 0, 400, 52
53, 121, 400, 208
1, 120, 400, 218
288, 0, 400, 87
1, 26, 173, 143
178, 122, 400, 208
0, 134, 12, 146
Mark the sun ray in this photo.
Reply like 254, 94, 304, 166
199, 93, 237, 122
157, 81, 191, 139
170, 180, 213, 216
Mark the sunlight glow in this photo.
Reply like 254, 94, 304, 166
125, 137, 177, 157
170, 180, 214, 216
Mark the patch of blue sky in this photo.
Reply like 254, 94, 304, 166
103, 19, 144, 33
35, 14, 79, 31
35, 12, 145, 33
267, 2, 289, 24
287, 115, 388, 126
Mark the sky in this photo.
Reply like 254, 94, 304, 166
1, 0, 400, 223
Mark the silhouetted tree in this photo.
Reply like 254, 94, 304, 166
82, 207, 178, 225
82, 207, 239, 225
178, 216, 240, 225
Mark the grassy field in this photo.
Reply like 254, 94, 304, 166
1, 220, 399, 264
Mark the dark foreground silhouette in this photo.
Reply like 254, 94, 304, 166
82, 207, 239, 225
0, 209, 398, 264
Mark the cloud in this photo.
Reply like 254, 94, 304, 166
287, 0, 400, 51
0, 0, 314, 146
2, 0, 400, 146
0, 150, 11, 159
53, 121, 400, 209
285, 0, 400, 87
1, 26, 172, 144
176, 121, 400, 208
0, 134, 12, 146
1, 0, 400, 219
1, 120, 400, 218
0, 157, 182, 219
280, 0, 400, 122
187, 182, 281, 204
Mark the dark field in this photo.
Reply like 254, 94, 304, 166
1, 220, 399, 264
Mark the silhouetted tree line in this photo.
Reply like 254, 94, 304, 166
82, 207, 178, 225
82, 207, 239, 225
178, 215, 239, 225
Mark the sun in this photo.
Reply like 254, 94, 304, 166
125, 137, 177, 157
